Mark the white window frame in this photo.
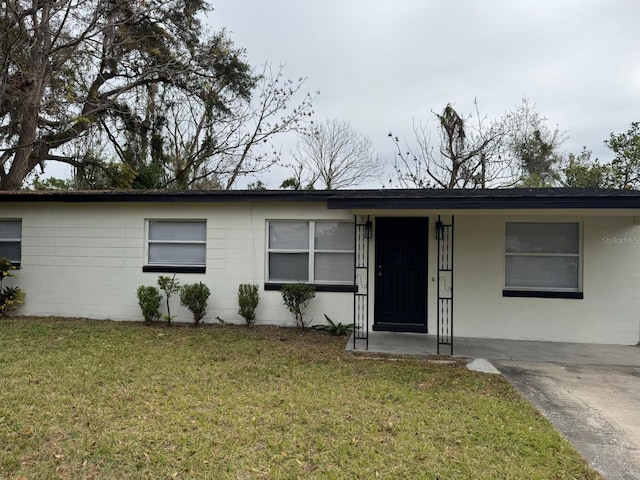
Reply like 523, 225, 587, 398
266, 220, 354, 285
145, 219, 206, 270
504, 221, 582, 293
0, 219, 22, 265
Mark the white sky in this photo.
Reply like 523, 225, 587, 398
205, 0, 640, 188
46, 1, 640, 187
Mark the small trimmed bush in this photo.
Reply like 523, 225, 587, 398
238, 283, 259, 327
180, 282, 210, 324
281, 283, 315, 328
136, 286, 162, 323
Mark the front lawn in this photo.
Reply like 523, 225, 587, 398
0, 318, 600, 479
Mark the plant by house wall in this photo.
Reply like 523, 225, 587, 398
280, 284, 315, 328
157, 274, 180, 323
313, 314, 356, 336
180, 282, 210, 324
136, 286, 162, 323
238, 283, 259, 327
0, 258, 25, 316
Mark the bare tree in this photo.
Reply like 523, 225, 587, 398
390, 99, 566, 189
390, 102, 509, 189
218, 66, 317, 190
90, 64, 316, 189
287, 118, 384, 190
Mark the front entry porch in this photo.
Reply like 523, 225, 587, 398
347, 331, 640, 364
352, 215, 454, 354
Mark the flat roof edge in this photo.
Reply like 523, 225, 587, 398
4, 188, 640, 210
0, 191, 335, 203
327, 198, 640, 210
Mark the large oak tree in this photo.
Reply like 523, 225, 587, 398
0, 0, 273, 190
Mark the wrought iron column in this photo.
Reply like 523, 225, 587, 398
353, 215, 370, 349
436, 215, 454, 355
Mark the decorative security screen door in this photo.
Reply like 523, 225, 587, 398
374, 217, 428, 333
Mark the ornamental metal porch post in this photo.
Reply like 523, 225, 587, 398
436, 215, 454, 355
353, 215, 370, 350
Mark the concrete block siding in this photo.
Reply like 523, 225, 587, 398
9, 202, 354, 326
452, 215, 640, 344
3, 199, 640, 344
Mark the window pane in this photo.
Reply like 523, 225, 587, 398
314, 253, 354, 283
0, 220, 21, 239
0, 242, 21, 263
506, 255, 579, 289
149, 243, 206, 265
269, 253, 309, 281
315, 222, 354, 250
506, 223, 579, 254
149, 221, 205, 241
269, 222, 309, 249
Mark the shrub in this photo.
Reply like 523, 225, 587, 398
180, 282, 211, 324
0, 286, 26, 316
238, 283, 259, 327
136, 286, 162, 323
157, 274, 180, 323
280, 283, 315, 328
0, 257, 25, 317
313, 314, 356, 336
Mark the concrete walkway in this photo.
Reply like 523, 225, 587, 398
347, 332, 640, 480
346, 331, 640, 366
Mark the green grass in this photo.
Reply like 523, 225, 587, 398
0, 318, 600, 479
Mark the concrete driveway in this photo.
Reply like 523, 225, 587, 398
349, 333, 640, 479
456, 337, 640, 480
494, 359, 640, 480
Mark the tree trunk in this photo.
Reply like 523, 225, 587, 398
1, 5, 52, 190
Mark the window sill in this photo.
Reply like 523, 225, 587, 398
503, 289, 583, 299
143, 265, 206, 274
264, 283, 357, 293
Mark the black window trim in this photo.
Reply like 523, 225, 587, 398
504, 221, 582, 296
144, 219, 207, 273
503, 289, 583, 299
0, 218, 22, 266
266, 219, 355, 286
264, 282, 357, 293
143, 265, 206, 274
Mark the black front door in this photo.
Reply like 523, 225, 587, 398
374, 217, 428, 333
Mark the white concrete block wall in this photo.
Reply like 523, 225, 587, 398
5, 200, 639, 344
452, 214, 640, 344
5, 202, 354, 327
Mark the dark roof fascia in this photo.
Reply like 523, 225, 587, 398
327, 189, 640, 210
4, 188, 640, 210
0, 190, 335, 204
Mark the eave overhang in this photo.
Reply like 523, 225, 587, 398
0, 190, 335, 204
326, 188, 640, 210
3, 188, 640, 210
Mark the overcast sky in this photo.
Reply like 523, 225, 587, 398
206, 0, 640, 188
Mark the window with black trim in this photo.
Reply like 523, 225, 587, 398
505, 222, 581, 297
266, 221, 354, 285
0, 219, 21, 265
144, 220, 206, 273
